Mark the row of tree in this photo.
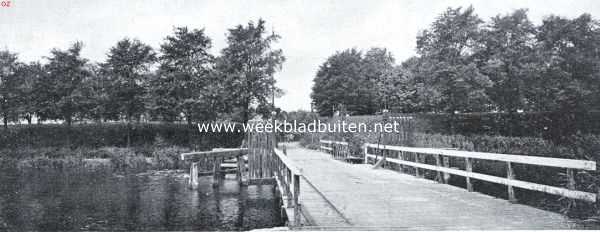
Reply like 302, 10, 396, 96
312, 7, 600, 116
0, 19, 285, 128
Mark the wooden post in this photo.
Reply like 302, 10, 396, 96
399, 151, 404, 173
435, 154, 442, 183
189, 162, 199, 189
443, 156, 450, 184
286, 169, 293, 207
213, 157, 222, 188
567, 168, 575, 190
363, 144, 368, 164
237, 155, 244, 184
293, 174, 301, 226
507, 161, 516, 202
465, 157, 473, 192
415, 153, 422, 178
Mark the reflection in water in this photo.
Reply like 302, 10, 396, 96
0, 166, 283, 231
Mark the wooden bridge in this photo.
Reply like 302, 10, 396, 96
180, 133, 597, 230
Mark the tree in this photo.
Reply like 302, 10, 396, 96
479, 9, 537, 113
0, 49, 20, 128
44, 42, 91, 126
104, 38, 156, 146
14, 62, 45, 124
363, 48, 395, 111
150, 27, 216, 124
219, 19, 285, 122
415, 6, 492, 113
311, 49, 366, 116
531, 14, 600, 112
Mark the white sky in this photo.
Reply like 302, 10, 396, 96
1, 0, 599, 111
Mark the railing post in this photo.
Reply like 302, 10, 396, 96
189, 162, 199, 189
507, 161, 517, 202
465, 157, 473, 192
237, 154, 244, 184
435, 154, 442, 183
293, 174, 301, 227
442, 156, 450, 184
415, 153, 423, 178
399, 151, 405, 173
286, 169, 293, 207
567, 168, 576, 190
363, 144, 368, 164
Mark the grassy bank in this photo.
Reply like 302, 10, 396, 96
1, 145, 193, 174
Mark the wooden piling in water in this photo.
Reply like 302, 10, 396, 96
190, 162, 199, 189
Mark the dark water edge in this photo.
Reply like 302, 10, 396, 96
0, 164, 284, 231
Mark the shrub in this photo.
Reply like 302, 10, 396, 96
0, 123, 244, 149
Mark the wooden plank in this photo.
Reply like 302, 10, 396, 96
367, 154, 597, 202
181, 148, 248, 161
372, 156, 386, 169
287, 143, 572, 229
247, 178, 276, 185
365, 143, 596, 170
320, 146, 333, 151
321, 140, 349, 145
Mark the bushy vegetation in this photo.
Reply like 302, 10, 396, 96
311, 7, 600, 117
2, 144, 193, 174
0, 123, 243, 150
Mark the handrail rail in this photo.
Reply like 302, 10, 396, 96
321, 139, 349, 145
180, 148, 248, 161
273, 148, 302, 175
318, 139, 597, 203
272, 146, 302, 227
365, 143, 596, 170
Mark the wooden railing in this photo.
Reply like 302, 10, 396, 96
320, 139, 363, 163
273, 146, 302, 227
180, 148, 248, 188
363, 143, 597, 202
181, 142, 303, 227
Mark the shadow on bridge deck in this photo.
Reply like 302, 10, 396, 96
283, 142, 575, 230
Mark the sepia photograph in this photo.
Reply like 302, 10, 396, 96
1, 0, 600, 231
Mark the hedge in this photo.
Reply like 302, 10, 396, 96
0, 123, 244, 150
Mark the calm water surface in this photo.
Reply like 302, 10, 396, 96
0, 165, 284, 231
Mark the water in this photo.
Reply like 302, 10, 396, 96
0, 165, 284, 231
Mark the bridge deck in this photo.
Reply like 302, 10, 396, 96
284, 143, 575, 230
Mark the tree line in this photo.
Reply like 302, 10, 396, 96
312, 7, 600, 116
0, 19, 284, 128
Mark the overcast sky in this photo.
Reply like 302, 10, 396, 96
1, 0, 599, 111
